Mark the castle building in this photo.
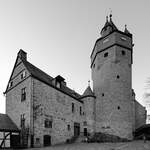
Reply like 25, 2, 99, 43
1, 15, 147, 148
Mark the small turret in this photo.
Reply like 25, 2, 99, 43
124, 24, 131, 35
82, 85, 95, 98
81, 81, 95, 134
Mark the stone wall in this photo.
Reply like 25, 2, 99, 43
6, 59, 32, 147
32, 78, 83, 147
92, 32, 133, 140
135, 100, 146, 129
82, 97, 95, 134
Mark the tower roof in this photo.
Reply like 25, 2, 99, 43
100, 14, 118, 37
82, 85, 95, 98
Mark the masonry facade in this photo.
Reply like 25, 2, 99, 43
4, 15, 146, 147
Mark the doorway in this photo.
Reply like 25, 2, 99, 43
84, 128, 87, 136
74, 122, 80, 137
43, 135, 51, 146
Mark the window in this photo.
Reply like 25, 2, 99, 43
44, 119, 52, 128
72, 103, 75, 113
104, 52, 108, 57
117, 75, 120, 79
21, 87, 26, 101
93, 64, 95, 68
9, 81, 13, 88
67, 125, 71, 131
21, 71, 26, 79
20, 114, 25, 128
83, 121, 87, 126
36, 138, 40, 143
102, 93, 104, 97
118, 106, 120, 110
122, 50, 126, 55
56, 81, 61, 88
80, 106, 82, 115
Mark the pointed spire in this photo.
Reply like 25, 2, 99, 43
100, 14, 118, 36
124, 24, 131, 34
82, 81, 95, 98
109, 13, 118, 30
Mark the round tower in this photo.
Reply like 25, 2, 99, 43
91, 15, 133, 140
81, 83, 95, 135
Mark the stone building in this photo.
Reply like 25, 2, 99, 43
2, 15, 147, 148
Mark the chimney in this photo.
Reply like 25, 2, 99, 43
18, 49, 27, 60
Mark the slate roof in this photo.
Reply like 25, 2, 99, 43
82, 86, 95, 98
0, 113, 19, 132
101, 15, 118, 36
22, 59, 82, 101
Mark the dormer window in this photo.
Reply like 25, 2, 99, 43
54, 75, 65, 89
21, 71, 26, 79
56, 82, 61, 88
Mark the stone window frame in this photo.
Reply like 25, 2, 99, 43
44, 119, 52, 128
21, 87, 26, 101
79, 106, 82, 115
20, 114, 25, 128
67, 125, 71, 131
21, 70, 26, 80
72, 103, 75, 113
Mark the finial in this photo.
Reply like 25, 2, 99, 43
124, 24, 130, 34
109, 8, 112, 21
106, 16, 108, 22
109, 13, 112, 21
88, 80, 90, 86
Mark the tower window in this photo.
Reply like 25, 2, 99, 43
118, 106, 120, 110
117, 75, 120, 79
102, 93, 104, 97
104, 52, 108, 57
122, 50, 126, 55
20, 114, 25, 128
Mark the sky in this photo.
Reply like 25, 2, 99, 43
0, 0, 150, 114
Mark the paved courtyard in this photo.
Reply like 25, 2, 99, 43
18, 140, 150, 150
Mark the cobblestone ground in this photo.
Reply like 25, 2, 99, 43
17, 140, 150, 150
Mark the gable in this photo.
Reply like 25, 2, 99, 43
4, 56, 30, 94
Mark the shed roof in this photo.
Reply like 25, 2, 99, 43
0, 114, 19, 132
